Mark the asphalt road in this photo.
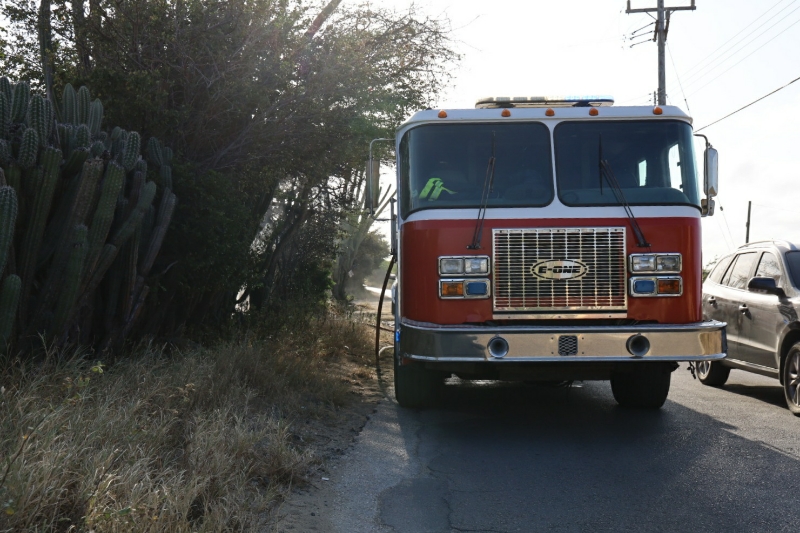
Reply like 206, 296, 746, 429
276, 363, 800, 533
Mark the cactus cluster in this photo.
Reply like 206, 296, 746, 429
0, 79, 177, 352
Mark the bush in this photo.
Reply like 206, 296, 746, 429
0, 313, 373, 531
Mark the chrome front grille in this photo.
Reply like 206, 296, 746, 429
492, 227, 627, 313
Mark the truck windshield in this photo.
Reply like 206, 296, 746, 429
399, 123, 553, 217
554, 120, 700, 208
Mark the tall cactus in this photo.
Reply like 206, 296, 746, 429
121, 131, 140, 171
62, 83, 77, 125
140, 191, 176, 276
77, 86, 91, 125
17, 147, 61, 326
0, 275, 21, 352
88, 99, 103, 136
0, 140, 9, 166
17, 128, 39, 169
11, 81, 30, 123
0, 92, 10, 138
147, 137, 163, 167
26, 95, 48, 148
0, 186, 17, 276
0, 77, 11, 103
85, 162, 124, 274
0, 78, 178, 350
52, 225, 88, 335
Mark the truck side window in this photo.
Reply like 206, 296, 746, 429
638, 160, 647, 186
725, 252, 757, 290
668, 144, 680, 189
755, 252, 782, 285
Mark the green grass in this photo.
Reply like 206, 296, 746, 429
0, 313, 373, 532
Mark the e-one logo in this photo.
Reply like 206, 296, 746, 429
531, 260, 588, 280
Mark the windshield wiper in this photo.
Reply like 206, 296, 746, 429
467, 131, 496, 250
598, 135, 651, 248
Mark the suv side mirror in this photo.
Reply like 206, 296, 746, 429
747, 277, 786, 298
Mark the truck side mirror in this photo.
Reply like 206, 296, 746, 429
370, 159, 380, 209
366, 137, 394, 215
705, 146, 718, 198
365, 159, 380, 212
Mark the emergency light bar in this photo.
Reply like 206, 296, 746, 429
475, 96, 614, 109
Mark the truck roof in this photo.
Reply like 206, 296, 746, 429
400, 105, 692, 129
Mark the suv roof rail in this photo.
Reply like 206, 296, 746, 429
738, 240, 798, 250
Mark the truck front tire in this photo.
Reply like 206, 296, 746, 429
394, 356, 442, 408
610, 363, 674, 409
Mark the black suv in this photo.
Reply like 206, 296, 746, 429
700, 240, 800, 415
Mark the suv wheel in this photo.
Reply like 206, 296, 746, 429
783, 343, 800, 416
696, 360, 730, 387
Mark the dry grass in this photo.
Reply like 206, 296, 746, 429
0, 313, 373, 532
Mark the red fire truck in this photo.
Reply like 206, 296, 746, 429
371, 96, 726, 409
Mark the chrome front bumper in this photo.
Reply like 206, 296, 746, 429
398, 319, 727, 363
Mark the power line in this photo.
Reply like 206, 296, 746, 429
695, 72, 800, 132
666, 43, 690, 112
679, 0, 795, 81
717, 202, 737, 250
687, 15, 800, 97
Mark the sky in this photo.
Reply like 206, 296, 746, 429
370, 0, 800, 264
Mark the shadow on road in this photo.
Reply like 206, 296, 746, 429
715, 382, 786, 409
381, 378, 800, 533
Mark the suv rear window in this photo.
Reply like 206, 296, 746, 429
707, 255, 733, 284
786, 251, 800, 288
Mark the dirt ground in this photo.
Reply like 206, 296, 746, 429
265, 293, 395, 532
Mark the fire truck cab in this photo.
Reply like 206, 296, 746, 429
383, 96, 726, 409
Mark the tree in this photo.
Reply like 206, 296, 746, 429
1, 0, 457, 337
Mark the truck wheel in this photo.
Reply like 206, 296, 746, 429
610, 364, 673, 409
394, 355, 442, 408
783, 343, 800, 416
696, 360, 730, 387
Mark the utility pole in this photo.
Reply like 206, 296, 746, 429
745, 201, 752, 244
626, 1, 696, 106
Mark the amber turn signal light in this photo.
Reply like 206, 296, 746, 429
653, 106, 663, 115
440, 281, 464, 297
589, 108, 599, 116
438, 110, 448, 118
545, 108, 555, 117
657, 278, 681, 295
501, 109, 511, 117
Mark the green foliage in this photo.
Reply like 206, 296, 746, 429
163, 164, 259, 300
351, 231, 390, 286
